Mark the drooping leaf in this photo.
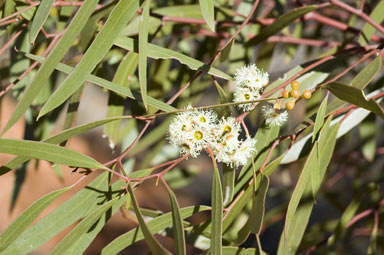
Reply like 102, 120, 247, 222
0, 138, 105, 169
1, 0, 99, 136
211, 165, 223, 255
0, 187, 70, 252
50, 196, 125, 255
165, 184, 186, 255
29, 0, 55, 44
0, 172, 118, 254
138, 0, 150, 109
101, 205, 210, 255
246, 6, 316, 46
327, 82, 384, 119
249, 174, 270, 235
114, 36, 233, 80
127, 185, 171, 255
37, 0, 140, 118
25, 53, 176, 112
312, 95, 328, 143
199, 0, 215, 32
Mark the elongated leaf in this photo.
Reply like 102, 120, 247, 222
246, 6, 316, 46
358, 1, 384, 45
0, 139, 105, 169
326, 56, 382, 114
38, 0, 140, 118
0, 187, 70, 252
165, 185, 186, 255
211, 166, 223, 255
153, 5, 203, 19
29, 0, 54, 43
104, 52, 139, 144
25, 53, 176, 112
0, 172, 117, 254
279, 118, 340, 255
222, 165, 235, 206
114, 36, 232, 80
1, 0, 99, 136
221, 246, 262, 255
213, 79, 231, 118
327, 82, 384, 119
199, 0, 215, 31
220, 39, 234, 62
51, 196, 124, 255
138, 0, 150, 109
101, 205, 210, 255
312, 95, 328, 143
249, 175, 270, 235
128, 185, 171, 255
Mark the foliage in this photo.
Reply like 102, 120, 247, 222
0, 0, 383, 254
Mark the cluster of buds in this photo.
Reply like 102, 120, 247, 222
233, 64, 269, 111
282, 80, 312, 110
168, 107, 256, 168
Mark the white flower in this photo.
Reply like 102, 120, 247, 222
233, 87, 260, 112
214, 117, 241, 149
191, 108, 217, 130
234, 64, 269, 90
232, 137, 257, 167
262, 104, 288, 127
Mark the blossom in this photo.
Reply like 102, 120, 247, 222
233, 137, 257, 167
262, 104, 288, 127
233, 87, 260, 112
234, 64, 269, 90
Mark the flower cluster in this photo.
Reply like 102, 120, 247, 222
261, 104, 288, 127
233, 64, 269, 112
168, 107, 256, 168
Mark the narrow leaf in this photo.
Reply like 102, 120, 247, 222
1, 0, 99, 136
0, 172, 117, 254
199, 0, 215, 32
327, 82, 384, 119
312, 95, 328, 143
50, 196, 124, 255
138, 0, 150, 109
213, 79, 231, 118
165, 185, 186, 255
358, 1, 384, 45
211, 166, 223, 255
29, 0, 55, 43
246, 6, 316, 46
220, 39, 234, 62
0, 187, 70, 252
38, 0, 140, 118
101, 205, 210, 255
114, 36, 233, 80
0, 139, 105, 169
249, 175, 270, 235
222, 165, 235, 206
128, 185, 171, 255
25, 53, 176, 112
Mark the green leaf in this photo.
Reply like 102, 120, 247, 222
128, 185, 171, 255
51, 196, 124, 255
1, 0, 99, 136
101, 205, 210, 255
199, 0, 215, 32
0, 139, 105, 169
358, 1, 384, 45
279, 117, 340, 255
220, 39, 234, 62
360, 115, 376, 162
0, 187, 70, 252
104, 51, 139, 144
326, 56, 382, 114
165, 185, 186, 255
37, 0, 140, 118
221, 246, 263, 255
312, 95, 328, 143
138, 0, 150, 109
213, 79, 231, 118
211, 165, 223, 255
0, 172, 116, 254
29, 0, 55, 43
222, 165, 235, 206
246, 6, 316, 46
25, 53, 176, 112
327, 82, 384, 119
153, 5, 203, 19
249, 175, 270, 235
114, 36, 233, 80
